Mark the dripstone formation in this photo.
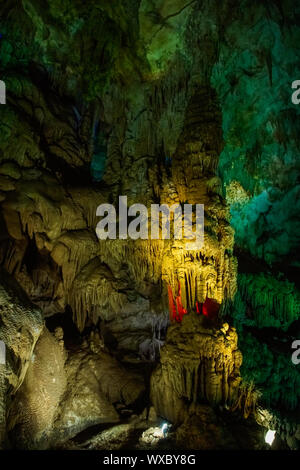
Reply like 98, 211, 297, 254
0, 0, 299, 450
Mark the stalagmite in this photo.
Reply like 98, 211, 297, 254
150, 312, 253, 424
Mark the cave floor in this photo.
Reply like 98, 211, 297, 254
54, 408, 282, 451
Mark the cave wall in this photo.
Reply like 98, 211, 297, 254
0, 0, 300, 449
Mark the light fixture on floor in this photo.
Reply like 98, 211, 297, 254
265, 429, 276, 446
161, 422, 168, 437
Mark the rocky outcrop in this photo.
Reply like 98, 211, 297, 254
0, 269, 43, 447
7, 326, 145, 449
55, 348, 144, 444
175, 405, 267, 450
256, 407, 300, 451
7, 328, 67, 449
161, 87, 237, 313
151, 313, 247, 424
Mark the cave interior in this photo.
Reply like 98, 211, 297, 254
0, 0, 300, 451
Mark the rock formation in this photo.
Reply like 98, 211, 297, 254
150, 313, 247, 425
0, 0, 299, 451
0, 269, 43, 447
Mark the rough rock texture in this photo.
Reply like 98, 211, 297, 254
54, 348, 144, 443
150, 313, 254, 425
211, 4, 300, 269
161, 87, 237, 311
256, 407, 300, 450
8, 327, 67, 449
0, 269, 43, 448
8, 327, 145, 449
59, 405, 269, 451
175, 405, 267, 450
0, 2, 237, 343
0, 0, 299, 449
58, 407, 159, 450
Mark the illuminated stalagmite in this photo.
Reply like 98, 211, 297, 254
149, 88, 243, 422
161, 87, 237, 318
150, 314, 246, 424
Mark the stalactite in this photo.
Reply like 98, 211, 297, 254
231, 382, 260, 419
238, 273, 300, 330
